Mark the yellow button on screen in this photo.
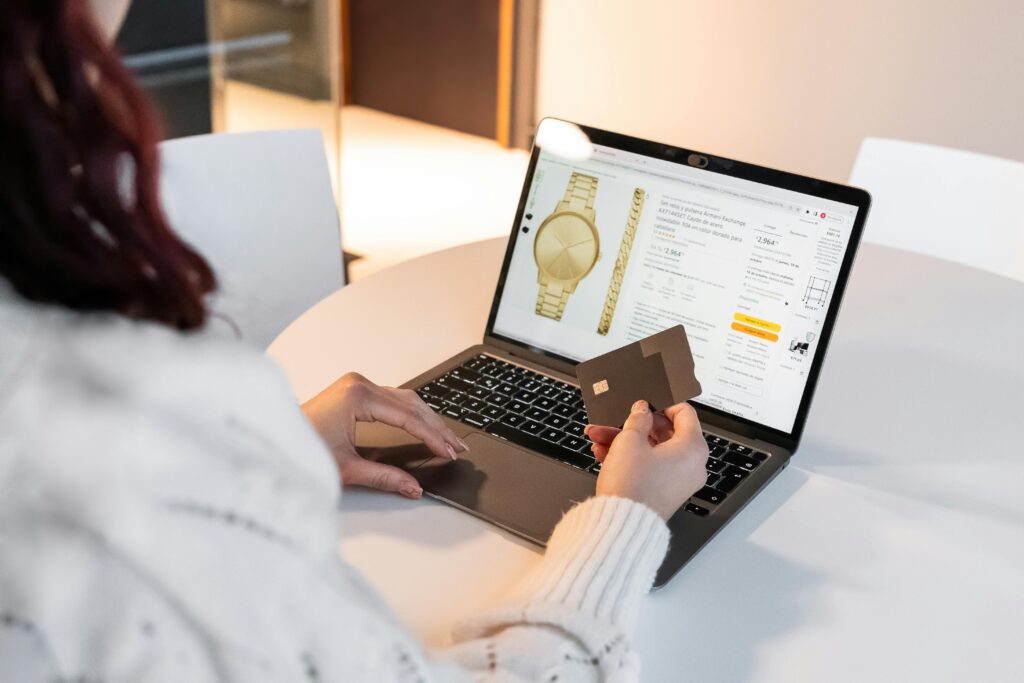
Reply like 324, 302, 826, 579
733, 313, 782, 332
731, 321, 779, 342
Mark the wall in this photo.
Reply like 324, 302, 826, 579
536, 0, 1024, 183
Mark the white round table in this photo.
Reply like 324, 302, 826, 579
269, 238, 1024, 682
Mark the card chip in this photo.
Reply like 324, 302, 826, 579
593, 379, 609, 395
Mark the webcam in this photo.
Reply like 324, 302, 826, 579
687, 153, 709, 168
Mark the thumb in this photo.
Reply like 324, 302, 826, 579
341, 458, 424, 499
620, 399, 653, 437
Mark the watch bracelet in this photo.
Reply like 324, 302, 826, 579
597, 188, 645, 335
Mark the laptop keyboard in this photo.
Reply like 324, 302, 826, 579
416, 353, 770, 517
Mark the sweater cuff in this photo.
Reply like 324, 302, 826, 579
454, 496, 669, 647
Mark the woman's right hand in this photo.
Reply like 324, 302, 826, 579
586, 400, 709, 520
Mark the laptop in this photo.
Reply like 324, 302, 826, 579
354, 118, 870, 586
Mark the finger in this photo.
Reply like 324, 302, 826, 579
369, 393, 463, 460
620, 400, 654, 438
398, 389, 469, 454
590, 443, 609, 461
664, 402, 702, 441
650, 412, 674, 444
584, 424, 621, 445
342, 458, 424, 499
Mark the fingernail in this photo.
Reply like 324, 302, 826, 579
583, 425, 592, 435
401, 485, 423, 498
456, 437, 470, 453
632, 400, 648, 413
446, 443, 458, 460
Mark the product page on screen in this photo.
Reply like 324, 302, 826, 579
492, 143, 859, 433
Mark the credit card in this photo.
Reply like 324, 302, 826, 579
576, 325, 702, 427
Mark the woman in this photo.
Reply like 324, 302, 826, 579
0, 1, 710, 680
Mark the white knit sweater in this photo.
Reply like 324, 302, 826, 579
0, 282, 670, 682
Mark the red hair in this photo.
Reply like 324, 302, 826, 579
0, 0, 215, 329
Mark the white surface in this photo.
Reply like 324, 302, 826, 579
160, 129, 343, 348
850, 137, 1024, 282
268, 238, 1024, 681
536, 0, 1024, 183
337, 106, 530, 279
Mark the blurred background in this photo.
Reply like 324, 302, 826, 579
118, 0, 1024, 281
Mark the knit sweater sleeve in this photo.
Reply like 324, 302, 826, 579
428, 495, 670, 682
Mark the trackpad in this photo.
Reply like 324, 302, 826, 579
414, 433, 597, 544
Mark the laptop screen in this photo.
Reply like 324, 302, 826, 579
490, 121, 862, 434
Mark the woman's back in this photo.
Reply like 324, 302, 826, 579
0, 285, 431, 680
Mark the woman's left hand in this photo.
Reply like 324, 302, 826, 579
302, 373, 468, 499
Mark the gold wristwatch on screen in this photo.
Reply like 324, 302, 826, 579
533, 172, 601, 321
597, 188, 646, 335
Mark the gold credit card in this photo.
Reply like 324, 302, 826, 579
576, 325, 702, 427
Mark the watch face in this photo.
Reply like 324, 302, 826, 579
534, 211, 599, 282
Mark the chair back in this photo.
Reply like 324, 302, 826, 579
850, 137, 1024, 282
160, 129, 344, 347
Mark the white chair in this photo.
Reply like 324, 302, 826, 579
159, 129, 344, 348
849, 137, 1024, 283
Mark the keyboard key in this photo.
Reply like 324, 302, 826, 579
468, 386, 491, 399
486, 393, 511, 407
706, 434, 727, 447
560, 435, 586, 451
716, 473, 743, 493
589, 461, 602, 473
438, 375, 474, 393
534, 397, 556, 411
445, 391, 468, 406
514, 390, 538, 403
494, 370, 519, 383
421, 397, 443, 411
449, 367, 481, 383
465, 356, 488, 370
540, 428, 563, 443
442, 406, 466, 420
462, 398, 486, 412
521, 420, 544, 435
572, 410, 588, 423
486, 422, 594, 470
495, 382, 516, 397
506, 399, 529, 413
501, 413, 525, 428
710, 445, 727, 458
481, 405, 505, 420
566, 421, 585, 437
525, 407, 548, 421
551, 404, 575, 417
706, 472, 721, 488
478, 376, 500, 390
706, 458, 726, 472
539, 385, 561, 398
693, 486, 727, 505
721, 464, 749, 481
730, 444, 753, 455
521, 379, 542, 392
751, 450, 769, 462
419, 382, 451, 399
722, 451, 759, 471
480, 363, 504, 377
460, 412, 491, 429
543, 414, 568, 429
684, 503, 710, 517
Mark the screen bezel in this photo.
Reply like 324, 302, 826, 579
483, 119, 870, 453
